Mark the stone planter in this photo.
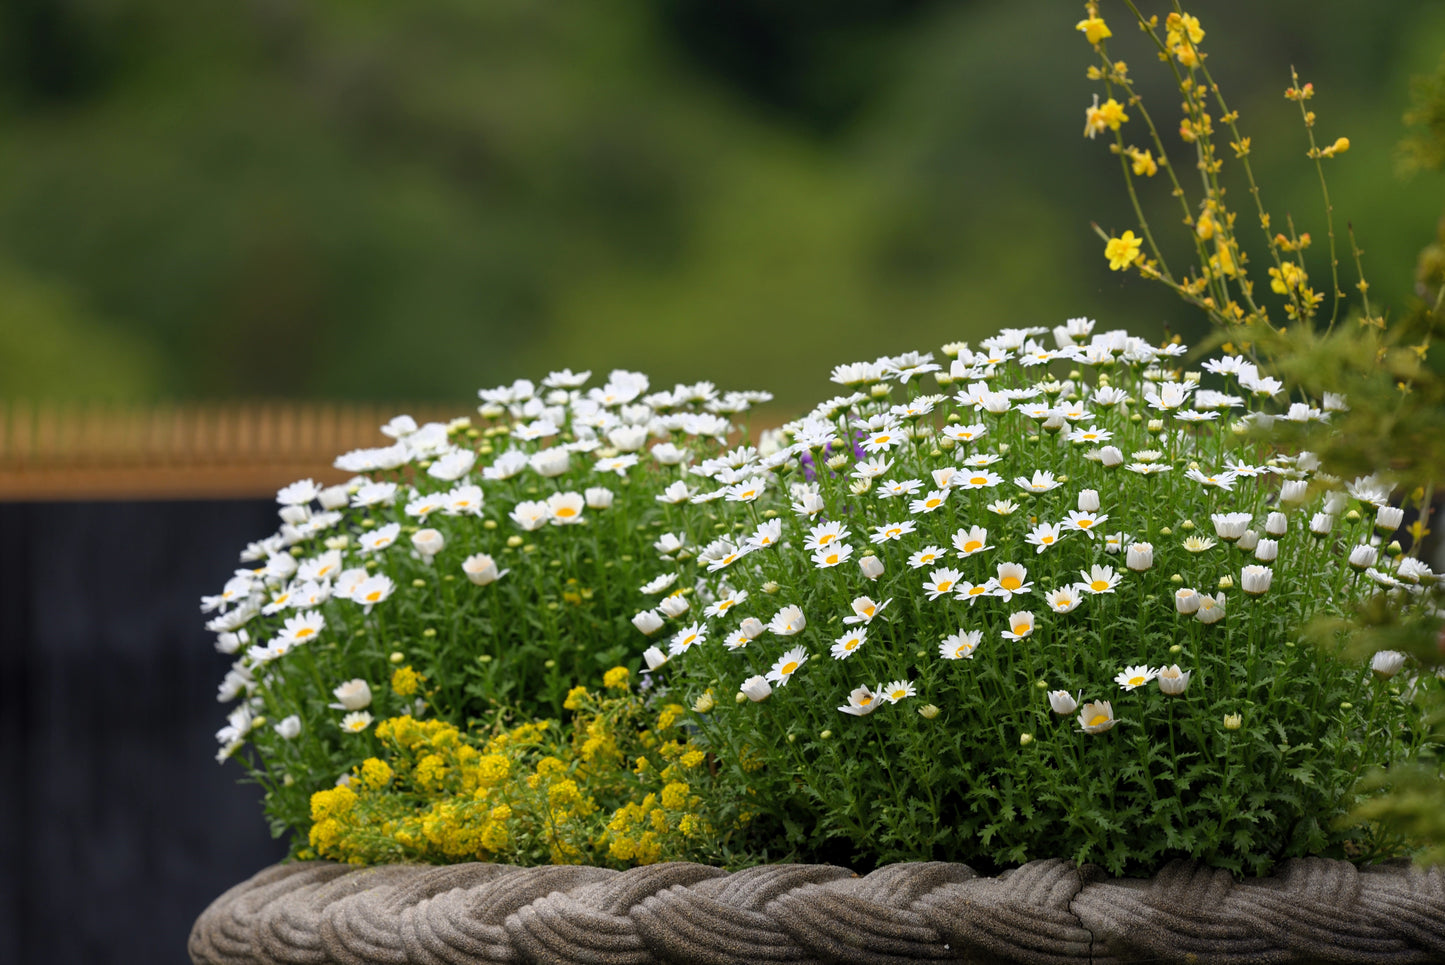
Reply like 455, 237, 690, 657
190, 857, 1445, 964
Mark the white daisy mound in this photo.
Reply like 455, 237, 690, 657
204, 369, 774, 797
642, 327, 1441, 874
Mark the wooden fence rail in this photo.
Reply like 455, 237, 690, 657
0, 401, 460, 500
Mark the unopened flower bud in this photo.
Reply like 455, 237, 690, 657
389, 651, 405, 664
1126, 542, 1154, 571
692, 692, 716, 713
1254, 538, 1278, 562
1098, 445, 1124, 468
859, 555, 885, 580
762, 581, 781, 595
1223, 713, 1243, 730
1237, 529, 1259, 551
1348, 544, 1377, 570
1309, 512, 1334, 536
1175, 588, 1201, 614
919, 704, 941, 720
1019, 733, 1034, 746
1371, 650, 1406, 679
1078, 489, 1100, 512
1240, 565, 1272, 595
1280, 480, 1309, 504
1265, 512, 1288, 536
740, 675, 772, 702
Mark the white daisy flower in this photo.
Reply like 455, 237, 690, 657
861, 426, 906, 453
1185, 468, 1238, 490
852, 456, 893, 479
986, 498, 1020, 516
877, 478, 924, 499
632, 611, 664, 636
405, 493, 446, 519
768, 605, 806, 636
1158, 665, 1191, 694
351, 575, 395, 611
656, 480, 695, 504
463, 553, 508, 586
704, 541, 753, 572
509, 500, 552, 531
594, 454, 640, 477
428, 449, 477, 481
484, 450, 528, 481
992, 562, 1033, 600
1077, 700, 1116, 734
277, 611, 326, 647
351, 481, 398, 508
641, 573, 679, 594
923, 567, 964, 600
1025, 522, 1065, 553
330, 678, 372, 711
838, 684, 881, 716
668, 622, 706, 656
870, 520, 917, 543
746, 519, 782, 550
956, 580, 993, 605
939, 630, 981, 660
585, 487, 615, 509
843, 596, 892, 625
340, 711, 374, 734
543, 367, 591, 388
792, 491, 826, 516
547, 491, 586, 524
1066, 425, 1113, 445
726, 477, 768, 503
1114, 665, 1158, 691
1045, 585, 1083, 613
359, 523, 401, 553
806, 521, 851, 550
881, 679, 916, 703
907, 545, 947, 569
960, 452, 1003, 468
909, 489, 950, 515
1048, 690, 1079, 714
952, 526, 993, 557
723, 627, 752, 649
943, 423, 989, 443
1065, 510, 1107, 538
767, 646, 809, 685
831, 629, 867, 660
1195, 593, 1226, 624
443, 484, 484, 516
1181, 535, 1217, 553
1014, 470, 1063, 494
812, 543, 855, 568
1078, 564, 1122, 594
277, 478, 322, 506
1001, 610, 1036, 640
959, 469, 1004, 490
931, 467, 961, 490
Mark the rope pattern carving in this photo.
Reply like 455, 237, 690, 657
190, 858, 1445, 965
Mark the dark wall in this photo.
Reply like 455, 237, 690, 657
0, 499, 289, 965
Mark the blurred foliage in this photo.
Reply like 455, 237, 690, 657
0, 0, 1441, 416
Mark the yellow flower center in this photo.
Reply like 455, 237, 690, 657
862, 605, 875, 617
964, 540, 983, 552
890, 690, 906, 700
926, 498, 942, 509
875, 435, 891, 445
886, 528, 901, 537
316, 565, 334, 578
937, 580, 955, 592
845, 639, 859, 651
825, 554, 840, 565
1077, 519, 1093, 528
365, 591, 383, 603
819, 534, 836, 545
970, 477, 987, 486
859, 696, 873, 706
718, 600, 735, 611
968, 586, 987, 597
955, 645, 969, 657
294, 627, 315, 639
780, 661, 799, 675
1012, 622, 1030, 636
1128, 676, 1145, 687
1091, 579, 1109, 592
1089, 714, 1110, 727
556, 507, 577, 517
1041, 536, 1054, 544
1001, 576, 1022, 590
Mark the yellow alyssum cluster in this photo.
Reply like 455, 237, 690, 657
304, 670, 727, 869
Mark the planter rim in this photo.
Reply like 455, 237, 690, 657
190, 856, 1445, 964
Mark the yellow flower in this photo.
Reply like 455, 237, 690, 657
1084, 95, 1129, 139
1105, 231, 1143, 271
563, 685, 589, 711
310, 785, 358, 821
390, 665, 422, 697
660, 781, 691, 810
602, 666, 631, 690
359, 757, 393, 790
1125, 147, 1158, 177
1075, 16, 1111, 45
680, 749, 706, 769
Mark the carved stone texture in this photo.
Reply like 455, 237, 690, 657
190, 858, 1445, 965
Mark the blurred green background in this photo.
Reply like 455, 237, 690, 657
2, 0, 1443, 413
